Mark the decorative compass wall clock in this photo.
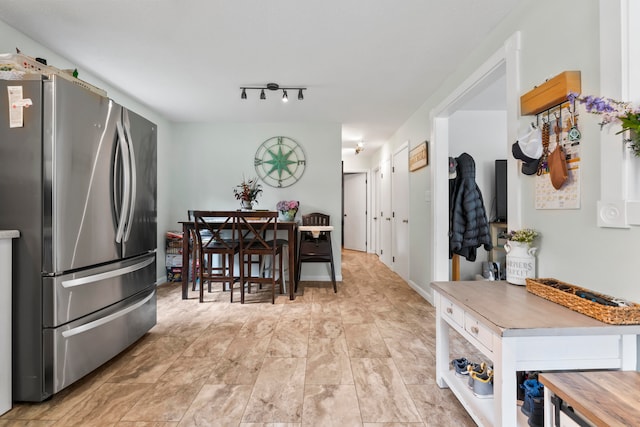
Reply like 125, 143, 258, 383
254, 136, 306, 188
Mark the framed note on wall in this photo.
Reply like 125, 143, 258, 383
409, 141, 428, 172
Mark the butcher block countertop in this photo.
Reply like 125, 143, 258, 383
539, 371, 640, 427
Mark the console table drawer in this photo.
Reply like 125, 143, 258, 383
441, 296, 464, 327
464, 312, 494, 352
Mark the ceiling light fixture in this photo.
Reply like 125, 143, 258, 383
355, 141, 364, 155
240, 82, 307, 101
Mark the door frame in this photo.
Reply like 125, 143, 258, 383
430, 32, 522, 283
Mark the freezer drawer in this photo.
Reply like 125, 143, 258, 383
43, 253, 155, 328
43, 287, 156, 396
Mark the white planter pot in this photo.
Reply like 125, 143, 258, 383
504, 241, 537, 285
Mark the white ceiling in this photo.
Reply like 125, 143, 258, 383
0, 0, 522, 155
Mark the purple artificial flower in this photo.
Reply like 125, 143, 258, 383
276, 200, 299, 211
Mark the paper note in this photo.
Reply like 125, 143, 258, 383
7, 85, 32, 128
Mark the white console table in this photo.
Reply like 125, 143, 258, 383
0, 230, 19, 415
432, 280, 640, 427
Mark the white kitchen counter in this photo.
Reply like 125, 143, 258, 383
432, 280, 640, 427
1, 230, 19, 415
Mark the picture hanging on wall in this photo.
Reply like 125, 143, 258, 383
409, 140, 428, 172
535, 104, 581, 209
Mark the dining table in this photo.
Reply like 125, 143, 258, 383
178, 217, 299, 301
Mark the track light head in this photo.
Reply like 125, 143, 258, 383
241, 88, 247, 99
282, 90, 288, 102
298, 89, 304, 100
260, 89, 266, 100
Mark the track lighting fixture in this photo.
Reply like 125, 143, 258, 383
240, 82, 307, 101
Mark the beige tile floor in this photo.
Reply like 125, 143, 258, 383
0, 249, 480, 427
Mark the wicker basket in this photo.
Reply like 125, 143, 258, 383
525, 278, 640, 325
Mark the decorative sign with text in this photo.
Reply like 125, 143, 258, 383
409, 141, 428, 172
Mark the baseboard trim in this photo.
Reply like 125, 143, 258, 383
408, 279, 434, 306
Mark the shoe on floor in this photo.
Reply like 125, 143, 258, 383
466, 362, 484, 389
527, 396, 544, 427
521, 378, 544, 416
471, 367, 494, 398
450, 357, 470, 377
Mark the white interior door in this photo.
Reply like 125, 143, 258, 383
379, 158, 392, 267
371, 166, 380, 254
392, 144, 410, 281
343, 173, 367, 251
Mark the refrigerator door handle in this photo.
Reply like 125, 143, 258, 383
115, 121, 131, 243
60, 256, 155, 289
61, 290, 154, 338
122, 110, 137, 243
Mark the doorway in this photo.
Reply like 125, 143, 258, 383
430, 32, 521, 284
392, 143, 409, 281
379, 157, 392, 268
343, 172, 367, 252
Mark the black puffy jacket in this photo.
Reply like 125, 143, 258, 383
449, 152, 492, 261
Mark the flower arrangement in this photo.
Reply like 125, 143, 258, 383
233, 176, 262, 204
276, 200, 299, 212
276, 200, 299, 220
568, 92, 640, 156
505, 228, 538, 244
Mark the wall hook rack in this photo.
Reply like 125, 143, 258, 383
520, 71, 581, 116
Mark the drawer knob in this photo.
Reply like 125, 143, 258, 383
446, 307, 453, 314
471, 326, 479, 334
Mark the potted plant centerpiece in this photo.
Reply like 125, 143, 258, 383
276, 200, 299, 221
234, 176, 262, 210
504, 228, 539, 285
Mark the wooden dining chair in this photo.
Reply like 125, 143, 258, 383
237, 211, 284, 304
187, 209, 205, 292
296, 212, 337, 293
192, 210, 240, 303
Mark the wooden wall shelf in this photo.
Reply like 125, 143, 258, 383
520, 71, 581, 116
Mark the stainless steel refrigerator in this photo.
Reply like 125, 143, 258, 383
0, 74, 157, 402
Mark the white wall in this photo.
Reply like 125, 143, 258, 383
449, 110, 508, 280
374, 0, 640, 305
0, 20, 174, 283
169, 122, 343, 281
